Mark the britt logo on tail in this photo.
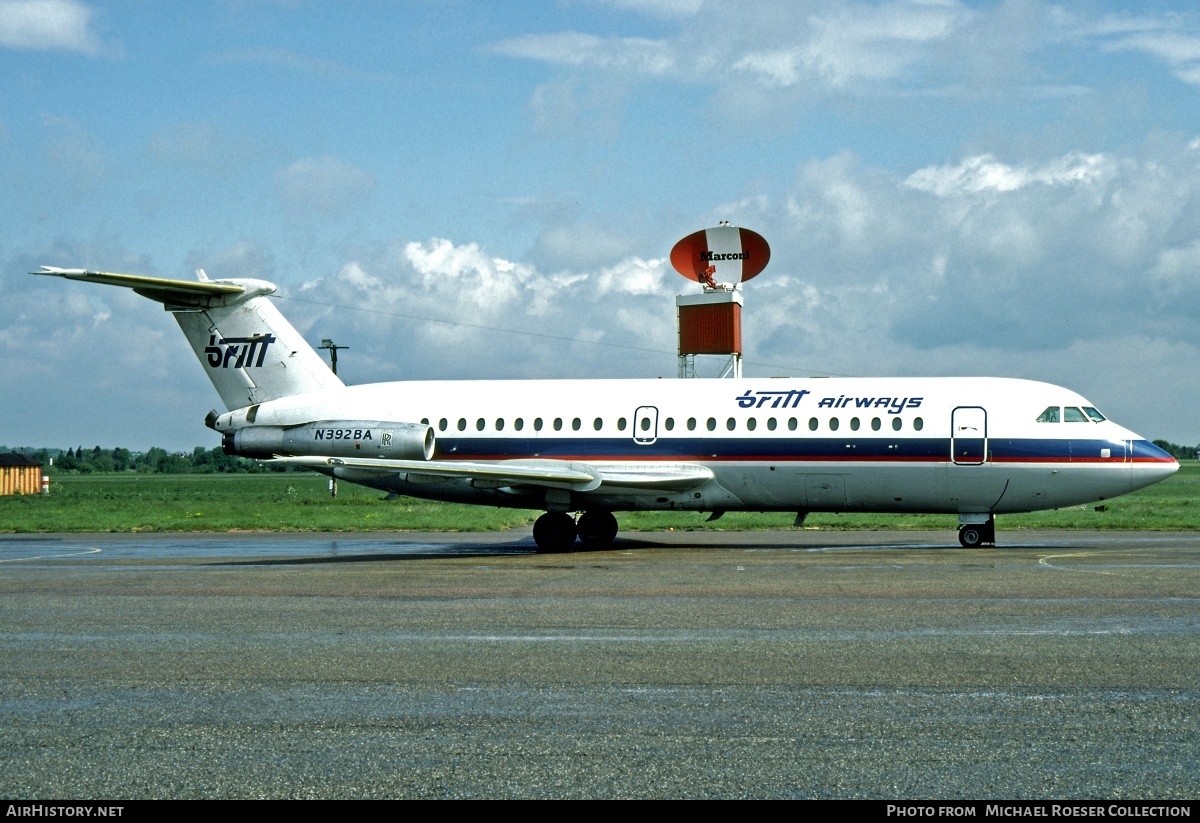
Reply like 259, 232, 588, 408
204, 334, 278, 369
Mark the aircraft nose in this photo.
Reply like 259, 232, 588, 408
1128, 439, 1179, 492
1146, 457, 1181, 484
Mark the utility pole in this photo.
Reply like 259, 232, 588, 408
319, 339, 348, 377
318, 339, 348, 498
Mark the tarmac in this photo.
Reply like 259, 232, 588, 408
1, 529, 1197, 799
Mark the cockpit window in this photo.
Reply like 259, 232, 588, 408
1038, 405, 1106, 423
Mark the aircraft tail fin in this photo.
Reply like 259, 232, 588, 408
34, 267, 344, 410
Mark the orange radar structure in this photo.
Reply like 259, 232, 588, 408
669, 222, 770, 378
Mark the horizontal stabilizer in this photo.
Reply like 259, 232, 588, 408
33, 267, 246, 303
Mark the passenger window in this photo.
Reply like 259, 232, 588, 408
767, 418, 777, 431
514, 418, 524, 431
892, 417, 902, 431
533, 417, 543, 431
553, 418, 563, 431
726, 417, 736, 431
495, 418, 505, 431
1037, 407, 1060, 423
746, 418, 757, 432
687, 417, 697, 431
788, 418, 798, 431
617, 417, 628, 431
421, 418, 429, 425
457, 418, 467, 432
438, 418, 448, 432
706, 418, 716, 432
871, 418, 881, 431
594, 417, 603, 431
1064, 407, 1088, 423
829, 418, 840, 431
849, 417, 860, 431
664, 417, 675, 431
808, 417, 818, 432
572, 418, 582, 431
476, 418, 486, 431
914, 417, 924, 431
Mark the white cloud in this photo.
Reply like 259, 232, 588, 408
0, 0, 101, 54
490, 31, 675, 75
733, 0, 967, 89
1092, 19, 1200, 87
404, 238, 531, 315
491, 1, 1200, 141
592, 256, 668, 296
289, 237, 678, 383
495, 0, 975, 94
903, 153, 1113, 197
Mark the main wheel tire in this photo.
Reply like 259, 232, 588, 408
577, 510, 618, 549
533, 511, 577, 553
958, 526, 984, 548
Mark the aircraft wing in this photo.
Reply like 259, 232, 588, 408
32, 267, 245, 302
271, 455, 714, 494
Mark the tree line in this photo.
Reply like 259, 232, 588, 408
1, 446, 275, 474
1152, 441, 1197, 460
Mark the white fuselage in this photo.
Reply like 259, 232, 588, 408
219, 375, 1178, 516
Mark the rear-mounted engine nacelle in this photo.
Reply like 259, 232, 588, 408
224, 420, 434, 461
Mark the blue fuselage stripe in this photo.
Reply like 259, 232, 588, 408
432, 436, 1171, 463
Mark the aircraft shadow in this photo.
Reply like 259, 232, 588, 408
205, 534, 1085, 566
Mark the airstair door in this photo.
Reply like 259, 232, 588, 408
951, 406, 987, 465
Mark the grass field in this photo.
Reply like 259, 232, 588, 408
0, 463, 1196, 534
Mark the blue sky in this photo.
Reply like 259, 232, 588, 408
3, 0, 1200, 451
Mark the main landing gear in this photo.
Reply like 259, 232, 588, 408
532, 510, 618, 553
957, 516, 996, 548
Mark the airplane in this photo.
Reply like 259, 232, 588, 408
34, 265, 1180, 552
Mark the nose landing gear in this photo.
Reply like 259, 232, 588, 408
957, 515, 996, 548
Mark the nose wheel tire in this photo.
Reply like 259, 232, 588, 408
958, 517, 995, 548
533, 511, 578, 553
958, 526, 984, 548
